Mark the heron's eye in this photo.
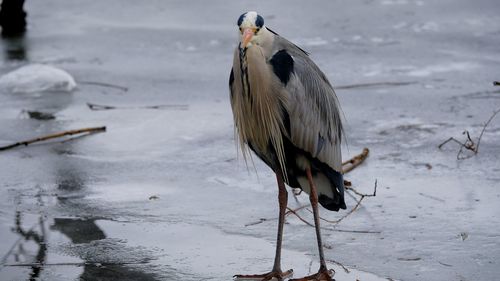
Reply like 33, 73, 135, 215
255, 28, 260, 34
239, 27, 243, 33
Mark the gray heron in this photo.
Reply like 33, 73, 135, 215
229, 11, 346, 281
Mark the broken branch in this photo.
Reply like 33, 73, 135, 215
345, 182, 377, 197
311, 180, 377, 225
326, 259, 350, 274
0, 126, 106, 151
244, 149, 376, 228
329, 229, 381, 234
244, 205, 310, 227
439, 81, 500, 159
87, 102, 188, 111
438, 137, 465, 150
79, 81, 128, 91
270, 181, 377, 228
439, 108, 500, 159
342, 148, 369, 174
286, 207, 315, 227
475, 107, 500, 155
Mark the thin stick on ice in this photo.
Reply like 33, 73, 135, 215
0, 126, 106, 151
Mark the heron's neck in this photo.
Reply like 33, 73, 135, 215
235, 44, 288, 175
257, 27, 274, 58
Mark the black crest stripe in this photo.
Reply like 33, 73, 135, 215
237, 13, 245, 26
255, 15, 264, 28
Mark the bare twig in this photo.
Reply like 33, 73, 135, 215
318, 197, 364, 224
244, 149, 375, 228
475, 107, 500, 154
87, 102, 189, 111
345, 184, 376, 197
438, 137, 464, 150
273, 181, 377, 228
286, 207, 315, 227
245, 209, 381, 234
286, 204, 309, 214
418, 192, 445, 203
310, 180, 377, 225
326, 259, 350, 273
397, 257, 421, 261
244, 218, 270, 227
79, 81, 128, 91
0, 126, 106, 151
438, 261, 452, 267
439, 108, 500, 159
329, 228, 381, 234
439, 81, 500, 159
244, 205, 310, 227
342, 148, 369, 174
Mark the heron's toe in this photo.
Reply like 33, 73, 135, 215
289, 268, 334, 281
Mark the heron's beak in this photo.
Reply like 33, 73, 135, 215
241, 28, 254, 48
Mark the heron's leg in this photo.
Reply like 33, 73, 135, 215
273, 172, 288, 272
289, 168, 334, 281
233, 173, 293, 281
306, 168, 327, 270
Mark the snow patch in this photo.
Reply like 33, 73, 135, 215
412, 21, 439, 32
407, 62, 477, 77
208, 176, 271, 193
381, 0, 409, 5
362, 62, 477, 77
392, 22, 408, 29
294, 37, 328, 47
0, 64, 76, 94
87, 183, 176, 203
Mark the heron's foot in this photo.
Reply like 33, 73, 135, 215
234, 269, 293, 281
289, 267, 334, 281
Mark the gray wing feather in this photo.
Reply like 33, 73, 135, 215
273, 37, 343, 172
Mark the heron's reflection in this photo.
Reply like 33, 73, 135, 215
50, 155, 159, 280
0, 0, 28, 61
13, 211, 47, 281
1, 35, 28, 61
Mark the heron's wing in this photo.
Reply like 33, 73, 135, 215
270, 38, 343, 172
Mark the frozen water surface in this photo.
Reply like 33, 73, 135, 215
1, 0, 499, 280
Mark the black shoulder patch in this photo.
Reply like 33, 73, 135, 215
270, 50, 294, 85
229, 68, 234, 87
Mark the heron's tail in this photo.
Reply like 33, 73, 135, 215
317, 167, 346, 211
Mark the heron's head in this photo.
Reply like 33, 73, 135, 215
237, 11, 265, 49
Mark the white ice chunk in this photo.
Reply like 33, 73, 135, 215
0, 64, 76, 94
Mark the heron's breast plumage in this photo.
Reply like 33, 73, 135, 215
230, 45, 289, 175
